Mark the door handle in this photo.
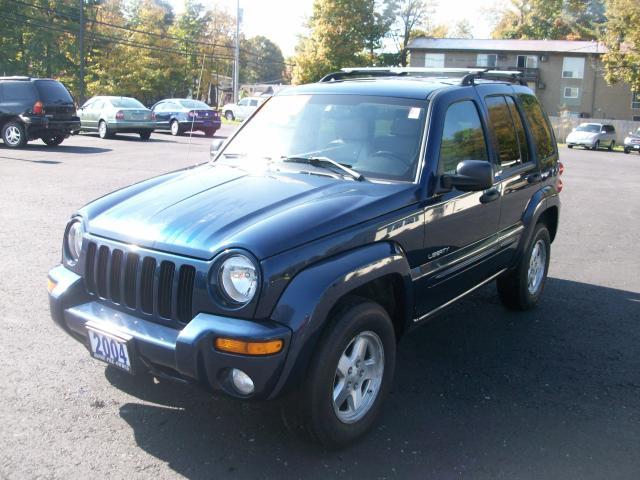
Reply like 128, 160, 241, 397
480, 187, 500, 204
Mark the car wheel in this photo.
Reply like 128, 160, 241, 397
204, 128, 216, 137
282, 297, 396, 448
2, 120, 27, 148
42, 135, 65, 146
567, 145, 573, 149
624, 148, 630, 154
608, 140, 615, 151
170, 120, 181, 136
98, 120, 112, 139
497, 223, 551, 311
139, 130, 152, 140
224, 111, 234, 121
592, 140, 600, 150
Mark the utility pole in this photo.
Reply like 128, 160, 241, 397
233, 0, 240, 104
79, 0, 85, 103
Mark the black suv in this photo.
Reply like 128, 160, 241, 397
0, 76, 80, 148
48, 68, 562, 448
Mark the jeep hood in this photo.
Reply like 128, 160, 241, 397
83, 162, 417, 260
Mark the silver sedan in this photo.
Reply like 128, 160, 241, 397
78, 96, 155, 140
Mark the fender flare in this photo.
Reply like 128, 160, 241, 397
267, 241, 412, 399
515, 185, 560, 266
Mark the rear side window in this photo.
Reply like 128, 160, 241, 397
605, 125, 615, 133
485, 96, 521, 169
439, 100, 488, 174
519, 94, 555, 161
34, 80, 73, 104
2, 82, 37, 102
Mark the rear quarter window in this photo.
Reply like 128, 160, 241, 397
518, 94, 556, 168
1, 82, 37, 102
34, 80, 73, 104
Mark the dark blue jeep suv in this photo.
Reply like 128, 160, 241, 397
48, 68, 562, 447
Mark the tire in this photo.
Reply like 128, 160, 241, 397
224, 110, 234, 121
98, 120, 112, 139
282, 298, 396, 448
170, 120, 182, 136
567, 145, 573, 149
592, 140, 600, 150
2, 120, 27, 148
42, 135, 65, 146
497, 223, 551, 311
624, 148, 630, 154
139, 130, 152, 140
608, 140, 615, 151
204, 128, 216, 137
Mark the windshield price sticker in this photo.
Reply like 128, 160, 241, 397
408, 107, 422, 119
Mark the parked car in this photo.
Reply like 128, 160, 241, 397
78, 96, 155, 140
48, 67, 562, 448
151, 98, 220, 137
221, 96, 264, 121
566, 123, 616, 150
0, 76, 80, 148
623, 127, 640, 154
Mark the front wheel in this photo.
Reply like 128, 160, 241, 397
567, 144, 573, 149
170, 120, 182, 136
42, 135, 65, 146
224, 110, 234, 121
497, 223, 551, 310
592, 140, 600, 150
98, 120, 113, 139
282, 298, 396, 448
624, 148, 630, 154
2, 120, 27, 148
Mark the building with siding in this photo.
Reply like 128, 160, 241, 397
407, 38, 640, 121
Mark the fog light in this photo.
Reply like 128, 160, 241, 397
231, 368, 255, 395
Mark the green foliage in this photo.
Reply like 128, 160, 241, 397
601, 0, 640, 92
492, 0, 605, 40
240, 36, 285, 83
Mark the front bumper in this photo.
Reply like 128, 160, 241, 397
624, 142, 640, 150
566, 138, 596, 147
48, 265, 291, 399
22, 115, 81, 138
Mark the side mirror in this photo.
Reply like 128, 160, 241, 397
441, 160, 493, 192
210, 138, 224, 159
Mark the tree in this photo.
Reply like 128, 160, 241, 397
491, 0, 605, 40
388, 0, 439, 66
452, 19, 473, 39
240, 36, 285, 83
601, 0, 640, 93
292, 0, 381, 84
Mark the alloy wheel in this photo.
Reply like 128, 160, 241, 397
527, 239, 547, 295
5, 125, 21, 145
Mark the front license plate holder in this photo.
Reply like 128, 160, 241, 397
86, 322, 136, 374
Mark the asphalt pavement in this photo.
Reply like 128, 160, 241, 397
0, 132, 639, 479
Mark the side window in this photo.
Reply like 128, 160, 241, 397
485, 96, 521, 169
506, 96, 529, 164
249, 99, 258, 107
439, 100, 488, 174
2, 82, 36, 102
238, 99, 248, 106
519, 94, 555, 162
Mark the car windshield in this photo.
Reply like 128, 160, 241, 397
34, 80, 73, 104
179, 99, 210, 109
218, 94, 427, 181
576, 124, 601, 133
109, 97, 145, 108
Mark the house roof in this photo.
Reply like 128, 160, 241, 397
407, 37, 607, 54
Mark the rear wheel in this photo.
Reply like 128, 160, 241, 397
42, 135, 65, 146
282, 298, 396, 448
2, 120, 27, 148
139, 130, 152, 140
170, 120, 182, 136
624, 148, 630, 154
224, 110, 234, 121
609, 140, 615, 151
567, 145, 573, 149
204, 128, 216, 137
497, 223, 551, 311
98, 120, 113, 139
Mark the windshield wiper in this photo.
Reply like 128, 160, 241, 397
281, 156, 364, 181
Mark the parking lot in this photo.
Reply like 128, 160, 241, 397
1, 133, 639, 479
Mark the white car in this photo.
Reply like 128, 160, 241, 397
221, 97, 264, 121
566, 123, 616, 150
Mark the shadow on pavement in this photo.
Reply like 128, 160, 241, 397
107, 277, 640, 479
0, 144, 111, 155
79, 132, 176, 143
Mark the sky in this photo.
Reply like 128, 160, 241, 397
169, 0, 500, 57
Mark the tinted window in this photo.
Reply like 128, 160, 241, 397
486, 96, 521, 168
178, 99, 209, 109
506, 97, 529, 164
2, 82, 36, 102
34, 80, 73, 104
605, 125, 615, 133
439, 100, 488, 174
249, 99, 259, 107
519, 94, 555, 160
109, 97, 145, 108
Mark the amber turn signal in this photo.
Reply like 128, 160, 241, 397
215, 337, 283, 355
47, 278, 57, 293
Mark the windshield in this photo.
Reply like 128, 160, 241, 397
109, 97, 145, 108
34, 80, 73, 104
218, 94, 427, 181
576, 124, 601, 133
179, 99, 210, 109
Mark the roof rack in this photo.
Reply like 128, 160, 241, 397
318, 67, 527, 86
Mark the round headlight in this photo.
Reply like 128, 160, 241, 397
66, 220, 84, 263
218, 254, 258, 304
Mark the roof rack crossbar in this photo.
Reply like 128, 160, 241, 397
318, 66, 527, 85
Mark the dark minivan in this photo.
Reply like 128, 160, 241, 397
0, 76, 80, 148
